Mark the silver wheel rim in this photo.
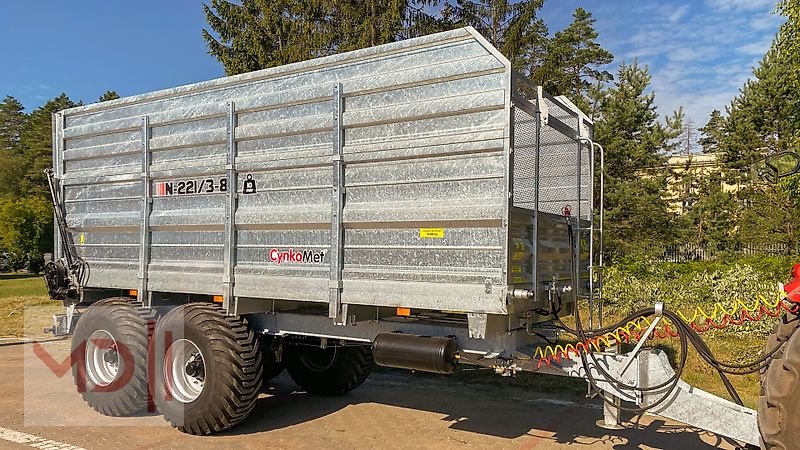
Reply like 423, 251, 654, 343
165, 339, 205, 403
85, 329, 119, 386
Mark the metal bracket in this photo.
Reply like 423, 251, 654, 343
64, 304, 76, 334
222, 101, 238, 311
328, 83, 346, 324
619, 302, 662, 377
467, 313, 488, 339
535, 86, 549, 127
137, 116, 152, 307
535, 347, 759, 446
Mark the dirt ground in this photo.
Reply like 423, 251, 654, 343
0, 338, 745, 450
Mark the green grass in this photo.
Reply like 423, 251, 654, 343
0, 273, 48, 299
0, 273, 61, 337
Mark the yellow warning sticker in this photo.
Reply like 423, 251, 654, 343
79, 233, 85, 245
419, 228, 445, 238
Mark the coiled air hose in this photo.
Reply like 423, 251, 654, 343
536, 219, 800, 412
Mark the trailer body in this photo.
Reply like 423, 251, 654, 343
53, 27, 594, 330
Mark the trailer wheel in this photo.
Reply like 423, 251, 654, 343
71, 298, 155, 416
152, 303, 263, 435
284, 344, 373, 396
758, 312, 800, 449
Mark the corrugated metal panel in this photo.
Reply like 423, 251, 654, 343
56, 27, 593, 317
59, 27, 514, 314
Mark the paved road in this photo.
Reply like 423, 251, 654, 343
0, 339, 739, 450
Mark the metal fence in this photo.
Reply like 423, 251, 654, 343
650, 243, 800, 262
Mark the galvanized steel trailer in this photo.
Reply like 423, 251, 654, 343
43, 27, 771, 446
50, 26, 594, 344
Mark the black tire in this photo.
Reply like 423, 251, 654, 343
759, 312, 800, 449
71, 297, 156, 416
261, 337, 285, 383
151, 303, 263, 435
284, 344, 373, 396
761, 314, 800, 384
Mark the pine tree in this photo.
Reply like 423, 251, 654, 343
737, 179, 799, 250
441, 0, 548, 76
0, 96, 27, 199
698, 109, 724, 154
0, 96, 26, 153
535, 8, 612, 110
16, 94, 78, 198
98, 90, 120, 102
593, 61, 682, 257
719, 39, 798, 173
713, 4, 800, 249
203, 0, 445, 75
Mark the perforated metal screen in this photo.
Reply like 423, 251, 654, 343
512, 100, 592, 221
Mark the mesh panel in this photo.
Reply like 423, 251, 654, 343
512, 104, 539, 209
512, 101, 592, 221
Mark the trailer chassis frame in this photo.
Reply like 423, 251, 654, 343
246, 307, 759, 447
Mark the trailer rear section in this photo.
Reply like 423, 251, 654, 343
42, 27, 799, 448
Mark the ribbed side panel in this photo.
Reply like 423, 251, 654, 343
58, 28, 512, 313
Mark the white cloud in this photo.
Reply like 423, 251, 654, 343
541, 0, 781, 134
592, 0, 780, 129
706, 0, 776, 11
668, 4, 691, 23
749, 14, 785, 30
737, 37, 774, 55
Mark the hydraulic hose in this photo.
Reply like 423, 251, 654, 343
542, 220, 799, 411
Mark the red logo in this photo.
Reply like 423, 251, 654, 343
268, 248, 327, 265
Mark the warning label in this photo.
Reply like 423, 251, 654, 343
419, 228, 445, 239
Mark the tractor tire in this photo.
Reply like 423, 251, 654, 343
151, 303, 263, 435
71, 298, 156, 416
761, 314, 800, 384
759, 312, 800, 449
261, 337, 285, 383
284, 344, 373, 396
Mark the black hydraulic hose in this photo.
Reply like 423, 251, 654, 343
564, 221, 683, 411
558, 219, 780, 409
44, 168, 90, 287
541, 214, 798, 412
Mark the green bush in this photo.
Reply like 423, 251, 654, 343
601, 257, 798, 336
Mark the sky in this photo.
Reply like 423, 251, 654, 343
1, 0, 785, 130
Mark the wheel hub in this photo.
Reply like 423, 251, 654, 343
103, 347, 118, 365
165, 339, 206, 403
185, 355, 205, 380
85, 329, 120, 387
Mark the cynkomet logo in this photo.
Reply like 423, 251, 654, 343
269, 248, 327, 264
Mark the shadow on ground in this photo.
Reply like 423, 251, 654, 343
220, 370, 740, 449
